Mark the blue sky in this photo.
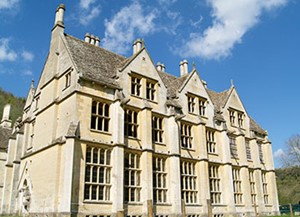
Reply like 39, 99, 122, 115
0, 0, 299, 167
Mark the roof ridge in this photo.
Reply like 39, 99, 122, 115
64, 33, 128, 60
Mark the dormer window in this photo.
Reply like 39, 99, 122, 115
65, 71, 71, 88
238, 112, 244, 128
199, 98, 206, 116
187, 96, 195, 113
131, 76, 141, 96
229, 110, 235, 125
146, 81, 156, 101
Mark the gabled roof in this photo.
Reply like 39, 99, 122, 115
207, 88, 231, 112
157, 70, 189, 99
0, 127, 12, 150
64, 34, 129, 88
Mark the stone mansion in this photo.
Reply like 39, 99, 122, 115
0, 4, 279, 217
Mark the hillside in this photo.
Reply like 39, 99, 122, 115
276, 166, 300, 205
0, 88, 25, 125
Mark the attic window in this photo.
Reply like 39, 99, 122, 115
238, 112, 244, 128
199, 98, 206, 116
229, 110, 235, 125
146, 81, 156, 101
131, 76, 141, 97
187, 96, 195, 113
65, 71, 71, 88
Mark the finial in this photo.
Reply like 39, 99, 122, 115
192, 61, 196, 70
230, 79, 234, 87
31, 79, 35, 88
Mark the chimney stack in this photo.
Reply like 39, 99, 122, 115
54, 4, 65, 28
0, 104, 12, 128
133, 38, 143, 55
179, 60, 188, 76
156, 62, 165, 72
85, 33, 91, 43
84, 33, 100, 46
95, 37, 100, 47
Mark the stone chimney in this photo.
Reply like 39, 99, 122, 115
54, 4, 65, 28
95, 37, 100, 46
133, 38, 143, 55
0, 104, 12, 128
156, 62, 166, 72
179, 60, 188, 76
85, 33, 91, 43
84, 33, 100, 46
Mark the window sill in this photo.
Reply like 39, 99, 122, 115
154, 202, 172, 206
208, 152, 218, 156
62, 85, 70, 92
181, 147, 195, 152
265, 204, 273, 207
153, 142, 166, 146
235, 204, 245, 207
90, 129, 112, 135
185, 203, 202, 207
83, 200, 112, 204
125, 202, 143, 205
125, 136, 141, 141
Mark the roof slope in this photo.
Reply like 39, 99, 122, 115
207, 89, 231, 111
250, 117, 266, 135
64, 34, 128, 87
0, 127, 12, 150
158, 70, 188, 99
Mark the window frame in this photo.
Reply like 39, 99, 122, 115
232, 167, 243, 205
152, 115, 164, 144
146, 80, 156, 101
209, 165, 221, 204
261, 171, 269, 205
249, 170, 257, 205
198, 97, 206, 116
124, 108, 139, 138
181, 160, 198, 204
90, 100, 110, 132
124, 152, 141, 203
206, 129, 217, 154
131, 75, 142, 97
153, 156, 168, 204
187, 95, 196, 114
84, 146, 112, 202
229, 136, 238, 158
180, 122, 193, 149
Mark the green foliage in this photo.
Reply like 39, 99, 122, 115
276, 166, 300, 205
0, 87, 25, 125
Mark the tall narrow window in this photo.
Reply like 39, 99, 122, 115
153, 157, 167, 203
262, 172, 268, 204
84, 147, 111, 201
90, 101, 110, 132
181, 161, 197, 204
206, 129, 216, 154
187, 96, 195, 113
229, 137, 238, 158
124, 153, 141, 202
209, 165, 221, 204
124, 109, 139, 138
180, 123, 193, 149
152, 115, 163, 143
35, 96, 40, 110
229, 110, 235, 125
232, 168, 243, 204
258, 143, 264, 163
249, 170, 256, 205
199, 98, 206, 116
65, 72, 71, 88
238, 112, 243, 128
131, 76, 141, 96
245, 140, 251, 160
146, 81, 156, 101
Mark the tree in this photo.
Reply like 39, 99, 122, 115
281, 134, 300, 167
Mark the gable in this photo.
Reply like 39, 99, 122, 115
224, 88, 247, 113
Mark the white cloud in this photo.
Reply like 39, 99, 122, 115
22, 69, 33, 76
102, 2, 156, 55
0, 0, 19, 10
21, 50, 34, 62
179, 0, 288, 60
157, 0, 177, 5
78, 0, 101, 25
0, 38, 17, 62
274, 148, 286, 158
